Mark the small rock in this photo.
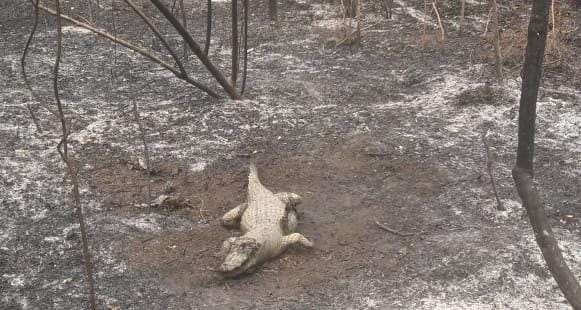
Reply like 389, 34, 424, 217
364, 142, 390, 157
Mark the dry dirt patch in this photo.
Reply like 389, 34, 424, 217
90, 134, 451, 301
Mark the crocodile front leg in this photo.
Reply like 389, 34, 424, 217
221, 203, 248, 229
281, 233, 314, 248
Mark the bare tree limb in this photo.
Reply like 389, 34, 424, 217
459, 0, 465, 33
52, 1, 97, 308
178, 0, 188, 58
123, 0, 187, 76
231, 0, 239, 88
21, 0, 44, 133
356, 0, 362, 43
490, 0, 503, 82
148, 0, 240, 99
514, 0, 581, 307
431, 0, 445, 41
240, 0, 249, 95
36, 2, 221, 99
132, 102, 152, 203
483, 6, 493, 35
482, 129, 505, 211
205, 0, 212, 56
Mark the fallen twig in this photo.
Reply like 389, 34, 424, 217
375, 221, 419, 237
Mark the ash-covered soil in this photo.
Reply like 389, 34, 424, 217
1, 0, 580, 309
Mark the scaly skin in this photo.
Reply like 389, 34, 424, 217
218, 164, 313, 277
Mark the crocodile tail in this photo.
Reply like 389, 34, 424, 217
248, 163, 259, 181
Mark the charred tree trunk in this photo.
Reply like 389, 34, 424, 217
513, 0, 581, 308
231, 0, 239, 87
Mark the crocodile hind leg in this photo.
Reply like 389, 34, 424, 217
221, 203, 248, 229
277, 192, 302, 234
275, 192, 302, 208
281, 233, 314, 248
281, 209, 298, 235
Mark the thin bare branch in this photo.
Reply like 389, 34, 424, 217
431, 0, 445, 41
231, 0, 239, 87
205, 0, 212, 56
21, 0, 44, 133
178, 0, 188, 58
459, 0, 465, 33
240, 0, 249, 95
36, 3, 221, 99
482, 129, 505, 211
490, 0, 503, 82
123, 0, 187, 76
148, 0, 240, 99
132, 102, 153, 203
52, 1, 97, 308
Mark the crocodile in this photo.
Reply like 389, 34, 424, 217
218, 164, 313, 277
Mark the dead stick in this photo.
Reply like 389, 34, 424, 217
431, 0, 445, 41
179, 0, 188, 58
52, 1, 97, 308
123, 0, 187, 77
231, 0, 239, 87
240, 0, 249, 95
490, 0, 503, 82
205, 0, 212, 55
483, 6, 493, 35
21, 0, 46, 133
148, 0, 240, 99
459, 0, 465, 33
132, 102, 152, 203
375, 221, 418, 237
482, 129, 505, 211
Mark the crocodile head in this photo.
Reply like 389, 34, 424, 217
218, 236, 261, 277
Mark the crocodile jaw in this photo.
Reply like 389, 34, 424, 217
218, 237, 260, 277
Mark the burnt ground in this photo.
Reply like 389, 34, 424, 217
1, 0, 581, 309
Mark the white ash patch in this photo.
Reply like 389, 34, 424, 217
2, 274, 26, 288
362, 296, 380, 309
408, 242, 569, 309
190, 161, 207, 172
117, 215, 163, 233
43, 236, 62, 243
